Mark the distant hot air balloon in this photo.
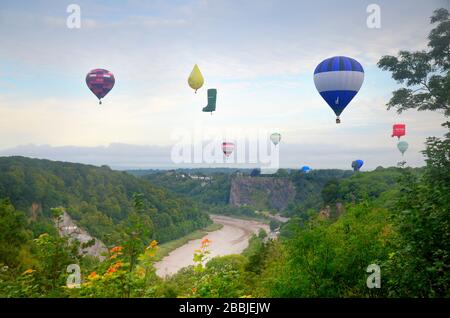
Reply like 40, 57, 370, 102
202, 89, 217, 114
270, 133, 281, 146
86, 69, 115, 105
351, 160, 364, 172
392, 124, 406, 139
222, 142, 234, 158
314, 56, 364, 123
397, 141, 409, 156
300, 166, 311, 173
188, 64, 204, 93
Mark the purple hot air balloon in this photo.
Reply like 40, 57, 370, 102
86, 69, 115, 104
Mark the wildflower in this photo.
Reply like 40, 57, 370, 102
110, 246, 123, 253
22, 268, 35, 275
201, 238, 211, 248
105, 261, 123, 275
192, 287, 197, 294
88, 272, 97, 279
147, 240, 158, 249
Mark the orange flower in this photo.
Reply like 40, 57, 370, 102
191, 287, 197, 293
88, 272, 97, 279
110, 246, 123, 253
109, 254, 118, 260
22, 268, 35, 275
201, 238, 211, 248
105, 261, 123, 275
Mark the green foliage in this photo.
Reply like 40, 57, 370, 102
256, 203, 391, 297
378, 8, 449, 116
0, 156, 210, 246
196, 255, 249, 297
321, 167, 419, 207
144, 171, 231, 206
0, 199, 29, 268
377, 8, 450, 297
384, 136, 450, 297
286, 169, 353, 217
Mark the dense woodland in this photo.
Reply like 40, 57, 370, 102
0, 157, 211, 245
0, 8, 448, 298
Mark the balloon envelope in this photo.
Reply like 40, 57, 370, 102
188, 64, 204, 92
392, 124, 406, 139
314, 56, 364, 122
86, 69, 115, 103
270, 133, 281, 146
202, 88, 217, 113
222, 142, 234, 157
351, 160, 364, 171
300, 166, 311, 173
397, 141, 409, 155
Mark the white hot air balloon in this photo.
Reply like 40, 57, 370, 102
270, 133, 281, 146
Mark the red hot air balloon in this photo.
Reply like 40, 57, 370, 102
222, 142, 234, 158
86, 69, 115, 105
392, 124, 406, 139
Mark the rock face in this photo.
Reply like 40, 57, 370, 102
229, 176, 295, 211
56, 211, 108, 261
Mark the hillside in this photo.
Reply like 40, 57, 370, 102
0, 156, 211, 245
142, 169, 355, 215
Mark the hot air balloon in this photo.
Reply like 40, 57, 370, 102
351, 160, 364, 172
300, 166, 311, 173
202, 89, 217, 114
188, 64, 204, 93
397, 141, 409, 156
86, 69, 115, 105
270, 133, 281, 146
222, 142, 234, 158
314, 56, 364, 123
392, 124, 406, 139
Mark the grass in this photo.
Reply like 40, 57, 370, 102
154, 222, 223, 261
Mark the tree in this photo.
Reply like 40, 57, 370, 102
379, 8, 450, 297
378, 8, 449, 117
321, 179, 340, 204
0, 200, 29, 267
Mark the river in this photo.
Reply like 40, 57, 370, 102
154, 214, 270, 277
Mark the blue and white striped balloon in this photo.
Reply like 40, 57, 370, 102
313, 56, 364, 123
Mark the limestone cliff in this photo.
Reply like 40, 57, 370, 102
229, 176, 295, 211
56, 211, 108, 260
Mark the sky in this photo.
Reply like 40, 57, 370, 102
0, 0, 448, 170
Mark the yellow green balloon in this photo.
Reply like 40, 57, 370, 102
188, 64, 204, 93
